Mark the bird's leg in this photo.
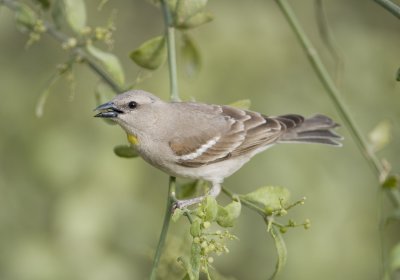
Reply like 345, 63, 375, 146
173, 182, 221, 210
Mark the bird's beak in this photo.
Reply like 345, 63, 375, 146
94, 102, 124, 118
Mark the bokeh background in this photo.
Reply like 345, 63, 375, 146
1, 0, 399, 279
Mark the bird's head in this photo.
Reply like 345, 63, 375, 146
94, 90, 162, 136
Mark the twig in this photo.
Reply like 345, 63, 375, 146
150, 1, 180, 278
222, 187, 267, 218
150, 177, 176, 280
374, 0, 400, 19
314, 0, 343, 86
274, 0, 400, 208
1, 0, 125, 93
160, 0, 180, 101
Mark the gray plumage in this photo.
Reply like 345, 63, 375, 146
95, 90, 343, 208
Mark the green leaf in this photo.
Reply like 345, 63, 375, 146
174, 0, 212, 29
382, 175, 398, 189
396, 68, 400, 82
390, 243, 400, 275
176, 0, 208, 17
386, 209, 400, 225
172, 208, 184, 222
216, 200, 241, 228
15, 3, 37, 31
203, 196, 218, 222
181, 33, 201, 77
35, 70, 64, 118
113, 145, 139, 158
176, 12, 213, 30
176, 180, 198, 199
368, 120, 391, 152
51, 0, 64, 29
228, 99, 251, 110
178, 257, 194, 280
63, 0, 86, 33
87, 44, 125, 86
268, 226, 287, 280
190, 242, 201, 280
34, 0, 50, 9
177, 242, 201, 280
242, 186, 290, 211
35, 88, 52, 118
129, 36, 167, 70
190, 218, 201, 237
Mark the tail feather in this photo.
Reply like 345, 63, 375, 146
278, 114, 343, 146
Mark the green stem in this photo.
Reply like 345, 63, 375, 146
374, 0, 400, 19
150, 1, 180, 279
222, 187, 267, 218
274, 0, 400, 207
1, 0, 125, 93
275, 0, 383, 176
150, 177, 176, 280
160, 0, 180, 101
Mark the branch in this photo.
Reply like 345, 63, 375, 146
222, 187, 267, 218
150, 1, 180, 278
160, 0, 180, 101
150, 177, 176, 280
274, 0, 400, 208
374, 0, 400, 19
1, 0, 125, 93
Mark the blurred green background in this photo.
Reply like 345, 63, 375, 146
1, 0, 400, 279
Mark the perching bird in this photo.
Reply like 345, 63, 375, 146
95, 90, 342, 208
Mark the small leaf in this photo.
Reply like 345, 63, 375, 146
203, 196, 218, 222
15, 3, 37, 31
63, 0, 87, 33
216, 200, 241, 228
368, 120, 391, 152
190, 242, 201, 280
390, 243, 400, 275
178, 257, 194, 280
174, 0, 212, 29
36, 71, 64, 118
172, 208, 184, 222
34, 0, 51, 9
51, 0, 64, 29
190, 218, 201, 237
386, 209, 400, 225
176, 0, 208, 17
113, 145, 139, 158
242, 186, 290, 211
176, 180, 198, 199
176, 12, 213, 30
181, 274, 190, 280
382, 175, 398, 189
228, 99, 251, 110
129, 36, 167, 70
181, 33, 201, 77
87, 44, 125, 86
268, 226, 287, 280
35, 88, 51, 118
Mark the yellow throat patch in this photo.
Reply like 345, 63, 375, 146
127, 134, 139, 145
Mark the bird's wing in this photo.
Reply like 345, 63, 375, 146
168, 104, 300, 167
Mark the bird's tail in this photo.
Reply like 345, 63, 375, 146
277, 114, 343, 146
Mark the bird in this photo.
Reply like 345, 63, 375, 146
94, 90, 342, 208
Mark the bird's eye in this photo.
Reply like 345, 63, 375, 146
128, 101, 137, 109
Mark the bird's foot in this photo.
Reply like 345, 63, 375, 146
172, 196, 204, 210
